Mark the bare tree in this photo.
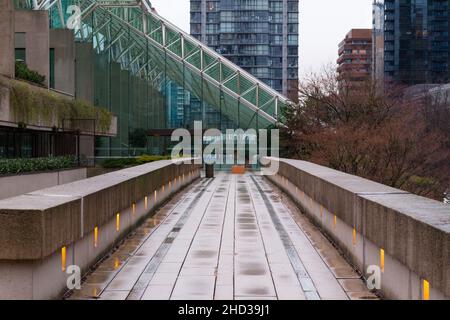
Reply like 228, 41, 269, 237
281, 67, 450, 200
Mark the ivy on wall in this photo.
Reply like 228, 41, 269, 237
3, 77, 113, 133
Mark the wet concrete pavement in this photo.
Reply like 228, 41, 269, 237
68, 172, 377, 300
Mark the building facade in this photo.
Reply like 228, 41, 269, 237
1, 1, 287, 161
166, 81, 188, 129
373, 0, 450, 85
372, 1, 385, 83
190, 0, 299, 102
0, 2, 117, 161
337, 29, 372, 86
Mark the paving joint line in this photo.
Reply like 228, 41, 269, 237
69, 177, 207, 300
261, 176, 360, 299
250, 175, 321, 300
123, 178, 215, 299
169, 175, 225, 300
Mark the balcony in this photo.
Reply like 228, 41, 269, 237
0, 76, 117, 136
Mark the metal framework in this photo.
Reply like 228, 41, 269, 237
21, 0, 292, 128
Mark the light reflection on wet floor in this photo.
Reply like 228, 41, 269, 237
67, 172, 377, 300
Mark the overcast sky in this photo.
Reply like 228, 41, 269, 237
151, 0, 373, 80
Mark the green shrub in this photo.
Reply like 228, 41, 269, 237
101, 158, 138, 169
101, 155, 171, 169
15, 61, 46, 86
136, 155, 170, 164
409, 176, 436, 187
0, 155, 78, 175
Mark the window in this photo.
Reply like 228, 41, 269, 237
15, 48, 26, 62
270, 1, 283, 12
0, 131, 6, 158
15, 32, 26, 62
270, 24, 283, 34
251, 67, 269, 78
288, 46, 298, 56
206, 24, 219, 34
271, 68, 282, 78
288, 13, 299, 23
220, 11, 233, 21
288, 57, 298, 67
288, 68, 298, 79
288, 23, 298, 34
220, 23, 234, 33
271, 46, 282, 56
191, 23, 201, 34
206, 1, 218, 11
270, 57, 282, 67
255, 56, 269, 66
191, 1, 201, 11
207, 12, 219, 23
239, 45, 269, 55
270, 35, 283, 45
287, 1, 299, 12
191, 12, 201, 23
288, 35, 298, 45
206, 35, 219, 46
269, 13, 283, 23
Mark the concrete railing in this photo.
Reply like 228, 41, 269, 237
0, 167, 87, 200
265, 158, 449, 300
0, 159, 201, 299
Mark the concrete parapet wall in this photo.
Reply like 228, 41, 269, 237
265, 158, 449, 300
14, 10, 50, 87
0, 167, 87, 200
0, 75, 117, 136
0, 0, 14, 78
0, 159, 201, 299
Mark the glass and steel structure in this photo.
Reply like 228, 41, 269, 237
375, 0, 450, 85
16, 0, 292, 156
190, 0, 299, 101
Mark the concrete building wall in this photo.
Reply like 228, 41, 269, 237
1, 8, 75, 95
0, 168, 88, 200
75, 43, 94, 104
0, 77, 11, 123
14, 10, 50, 87
50, 29, 75, 95
0, 0, 14, 78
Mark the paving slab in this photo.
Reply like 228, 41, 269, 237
68, 172, 373, 300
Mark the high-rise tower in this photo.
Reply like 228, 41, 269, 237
190, 0, 299, 102
373, 0, 450, 85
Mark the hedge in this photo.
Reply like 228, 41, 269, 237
101, 155, 171, 169
0, 156, 78, 175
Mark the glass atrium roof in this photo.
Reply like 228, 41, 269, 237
18, 0, 292, 129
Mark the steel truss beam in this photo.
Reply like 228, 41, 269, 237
26, 0, 292, 127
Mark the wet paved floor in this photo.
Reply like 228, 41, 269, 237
68, 172, 377, 300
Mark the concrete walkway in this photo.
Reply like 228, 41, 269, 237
68, 172, 377, 300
